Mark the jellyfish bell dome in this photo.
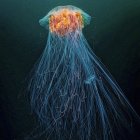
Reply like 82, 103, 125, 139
39, 5, 91, 36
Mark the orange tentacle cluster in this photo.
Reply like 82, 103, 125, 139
49, 9, 83, 36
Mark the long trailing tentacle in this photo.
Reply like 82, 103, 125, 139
28, 31, 139, 140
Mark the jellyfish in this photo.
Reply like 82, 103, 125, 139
28, 5, 139, 140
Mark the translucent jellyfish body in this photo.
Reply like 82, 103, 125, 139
28, 5, 139, 140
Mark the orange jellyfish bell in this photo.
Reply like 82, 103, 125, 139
39, 5, 91, 36
49, 9, 83, 36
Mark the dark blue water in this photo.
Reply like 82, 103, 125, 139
0, 0, 140, 139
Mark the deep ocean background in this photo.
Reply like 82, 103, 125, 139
0, 0, 140, 139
